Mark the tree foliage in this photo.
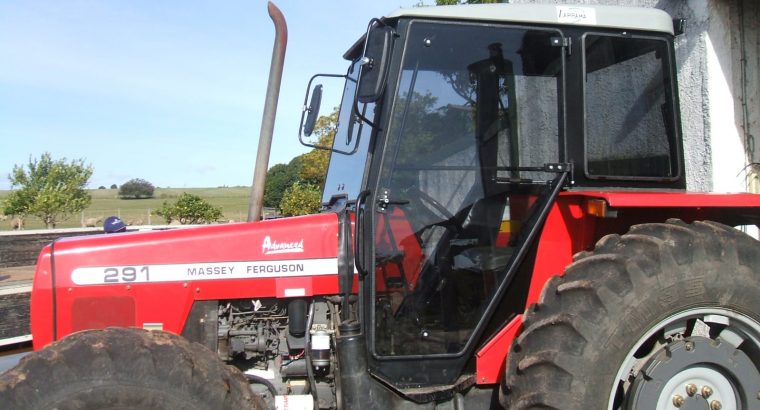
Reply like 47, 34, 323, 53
263, 162, 300, 208
263, 108, 337, 214
155, 193, 223, 224
3, 152, 93, 229
110, 184, 118, 189
279, 182, 321, 217
118, 178, 155, 199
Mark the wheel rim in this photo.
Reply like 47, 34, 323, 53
607, 307, 760, 410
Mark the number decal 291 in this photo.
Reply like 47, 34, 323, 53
103, 266, 150, 283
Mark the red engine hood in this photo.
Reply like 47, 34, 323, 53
47, 212, 340, 287
31, 213, 342, 349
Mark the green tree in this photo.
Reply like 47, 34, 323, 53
3, 152, 93, 229
110, 184, 118, 189
155, 192, 223, 224
263, 162, 300, 208
118, 178, 155, 199
262, 109, 337, 214
279, 182, 321, 216
263, 109, 337, 211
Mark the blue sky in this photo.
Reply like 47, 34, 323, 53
0, 1, 420, 189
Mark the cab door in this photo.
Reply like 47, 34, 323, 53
364, 19, 566, 387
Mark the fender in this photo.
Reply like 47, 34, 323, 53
475, 191, 760, 384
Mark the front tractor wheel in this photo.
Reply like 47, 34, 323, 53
501, 220, 760, 410
0, 327, 264, 410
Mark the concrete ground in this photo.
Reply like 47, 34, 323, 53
0, 265, 34, 284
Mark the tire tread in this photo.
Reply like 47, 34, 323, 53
0, 327, 263, 409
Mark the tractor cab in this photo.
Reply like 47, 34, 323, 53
301, 3, 682, 394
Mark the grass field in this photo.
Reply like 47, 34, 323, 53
0, 187, 260, 231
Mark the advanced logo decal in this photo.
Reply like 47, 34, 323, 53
262, 236, 304, 255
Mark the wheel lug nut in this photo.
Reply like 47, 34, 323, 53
702, 385, 714, 398
710, 400, 722, 410
685, 341, 695, 351
685, 383, 698, 396
673, 394, 685, 407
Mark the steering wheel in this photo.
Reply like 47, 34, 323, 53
404, 187, 463, 236
409, 188, 455, 220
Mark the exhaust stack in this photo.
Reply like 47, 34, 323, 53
248, 1, 288, 222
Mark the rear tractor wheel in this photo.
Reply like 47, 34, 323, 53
0, 327, 264, 410
502, 219, 760, 410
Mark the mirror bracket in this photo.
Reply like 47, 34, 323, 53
353, 19, 395, 130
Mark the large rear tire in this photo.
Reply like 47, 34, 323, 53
501, 220, 760, 409
0, 327, 264, 409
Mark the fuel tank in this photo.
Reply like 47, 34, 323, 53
31, 212, 341, 349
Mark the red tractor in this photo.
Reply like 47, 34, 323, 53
3, 3, 760, 409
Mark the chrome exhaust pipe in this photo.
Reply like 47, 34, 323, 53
248, 1, 287, 222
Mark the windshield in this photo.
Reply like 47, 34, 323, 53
372, 21, 564, 357
321, 61, 375, 204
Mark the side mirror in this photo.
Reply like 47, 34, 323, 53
298, 73, 348, 150
356, 23, 394, 103
303, 85, 322, 137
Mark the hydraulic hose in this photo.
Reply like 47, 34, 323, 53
304, 300, 319, 408
244, 374, 278, 401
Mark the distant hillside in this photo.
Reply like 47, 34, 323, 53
0, 187, 256, 231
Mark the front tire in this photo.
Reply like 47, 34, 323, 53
0, 327, 264, 409
501, 220, 760, 409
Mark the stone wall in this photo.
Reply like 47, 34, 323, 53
0, 229, 103, 268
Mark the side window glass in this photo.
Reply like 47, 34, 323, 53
584, 34, 678, 178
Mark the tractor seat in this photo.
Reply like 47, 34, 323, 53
450, 195, 512, 273
453, 246, 513, 272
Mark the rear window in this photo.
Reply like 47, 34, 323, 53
583, 34, 678, 179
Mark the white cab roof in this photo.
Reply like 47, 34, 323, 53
384, 4, 674, 35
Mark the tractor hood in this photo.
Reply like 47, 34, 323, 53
47, 213, 340, 286
31, 212, 341, 349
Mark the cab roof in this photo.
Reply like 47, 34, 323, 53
384, 4, 674, 35
345, 4, 674, 59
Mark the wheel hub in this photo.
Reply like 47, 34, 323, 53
627, 336, 760, 410
662, 367, 731, 410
